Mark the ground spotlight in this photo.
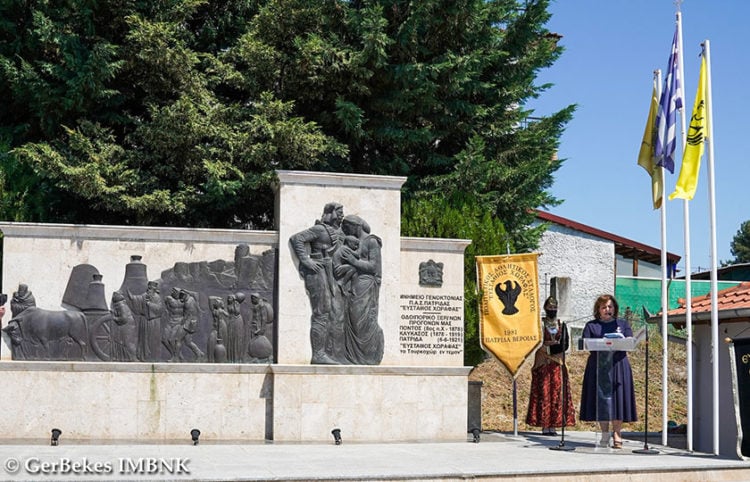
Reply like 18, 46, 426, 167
331, 428, 342, 445
51, 428, 62, 446
190, 429, 201, 445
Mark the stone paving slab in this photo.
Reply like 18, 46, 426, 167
0, 431, 747, 481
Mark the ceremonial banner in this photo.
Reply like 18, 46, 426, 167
669, 54, 708, 201
637, 81, 664, 210
476, 254, 541, 378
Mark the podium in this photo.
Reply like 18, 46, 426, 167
581, 335, 641, 450
582, 337, 640, 353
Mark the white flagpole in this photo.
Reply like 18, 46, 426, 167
661, 9, 688, 448
654, 66, 671, 449
675, 9, 693, 452
702, 39, 719, 457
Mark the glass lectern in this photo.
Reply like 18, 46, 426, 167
582, 336, 639, 451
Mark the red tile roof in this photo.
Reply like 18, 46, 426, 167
662, 281, 750, 325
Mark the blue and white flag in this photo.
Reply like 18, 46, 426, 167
655, 27, 683, 174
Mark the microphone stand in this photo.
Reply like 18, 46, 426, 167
550, 321, 574, 451
633, 309, 659, 454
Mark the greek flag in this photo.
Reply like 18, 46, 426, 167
655, 28, 683, 174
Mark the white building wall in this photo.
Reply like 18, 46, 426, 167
534, 222, 615, 329
693, 322, 748, 459
615, 253, 662, 277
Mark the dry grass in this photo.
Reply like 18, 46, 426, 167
468, 328, 687, 432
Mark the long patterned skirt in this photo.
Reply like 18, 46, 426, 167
526, 362, 576, 427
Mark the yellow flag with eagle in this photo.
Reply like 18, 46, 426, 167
670, 54, 708, 201
476, 254, 541, 378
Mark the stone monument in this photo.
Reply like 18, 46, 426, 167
0, 170, 470, 443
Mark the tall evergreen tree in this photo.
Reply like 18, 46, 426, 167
730, 221, 750, 264
0, 0, 573, 364
1, 0, 571, 236
0, 0, 343, 227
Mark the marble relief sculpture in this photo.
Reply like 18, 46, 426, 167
290, 204, 384, 365
2, 247, 275, 363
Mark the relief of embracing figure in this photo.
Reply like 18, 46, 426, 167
290, 204, 383, 366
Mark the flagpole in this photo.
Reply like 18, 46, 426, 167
657, 9, 687, 447
701, 39, 719, 457
636, 62, 664, 450
656, 65, 668, 455
648, 64, 670, 449
675, 9, 693, 452
658, 89, 670, 452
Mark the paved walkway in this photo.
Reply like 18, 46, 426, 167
0, 431, 748, 481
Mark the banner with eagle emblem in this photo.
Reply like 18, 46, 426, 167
476, 254, 541, 378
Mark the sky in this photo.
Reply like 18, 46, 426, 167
528, 0, 748, 275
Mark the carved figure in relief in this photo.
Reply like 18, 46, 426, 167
128, 281, 164, 362
111, 291, 137, 361
336, 215, 384, 365
225, 293, 245, 362
290, 202, 344, 364
180, 289, 204, 361
208, 296, 228, 363
418, 259, 444, 287
247, 293, 273, 361
11, 283, 36, 318
3, 306, 89, 360
3, 246, 275, 363
332, 235, 360, 295
163, 287, 186, 361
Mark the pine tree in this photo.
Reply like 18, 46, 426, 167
0, 0, 342, 227
1, 0, 573, 365
730, 221, 750, 264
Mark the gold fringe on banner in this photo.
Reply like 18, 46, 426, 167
476, 254, 541, 378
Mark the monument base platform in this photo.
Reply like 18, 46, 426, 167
0, 362, 470, 443
0, 432, 747, 481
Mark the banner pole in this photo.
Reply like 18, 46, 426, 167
507, 243, 518, 437
476, 254, 541, 439
634, 307, 659, 454
550, 322, 575, 451
513, 379, 518, 436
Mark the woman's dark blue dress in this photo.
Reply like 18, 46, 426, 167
579, 318, 638, 422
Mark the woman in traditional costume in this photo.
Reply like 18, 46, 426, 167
526, 296, 575, 435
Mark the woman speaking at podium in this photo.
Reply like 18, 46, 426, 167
579, 294, 637, 449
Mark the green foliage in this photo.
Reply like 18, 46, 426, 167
1, 0, 571, 231
0, 0, 344, 226
1, 0, 573, 359
730, 220, 750, 264
402, 192, 512, 366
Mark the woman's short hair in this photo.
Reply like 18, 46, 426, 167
593, 294, 619, 319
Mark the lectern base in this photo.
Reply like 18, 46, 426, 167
549, 443, 575, 452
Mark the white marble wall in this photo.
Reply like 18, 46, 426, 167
0, 171, 473, 443
271, 365, 470, 442
0, 223, 277, 359
0, 362, 470, 443
275, 171, 406, 365
694, 322, 747, 458
0, 362, 268, 441
397, 238, 471, 366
